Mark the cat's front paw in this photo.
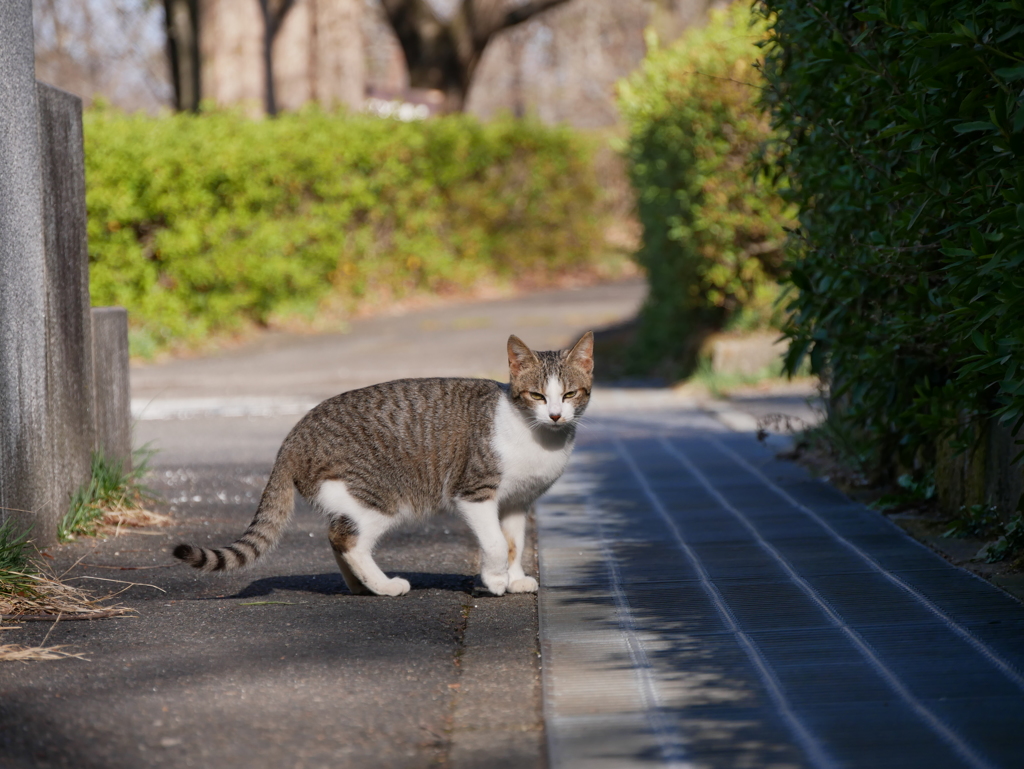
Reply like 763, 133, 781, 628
375, 577, 411, 596
508, 576, 538, 593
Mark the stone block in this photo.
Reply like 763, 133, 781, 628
0, 2, 52, 539
704, 331, 786, 377
38, 83, 96, 536
936, 418, 1024, 519
92, 308, 133, 470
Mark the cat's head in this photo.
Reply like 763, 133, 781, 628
507, 332, 594, 429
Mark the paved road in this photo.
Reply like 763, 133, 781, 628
131, 281, 649, 407
2, 281, 652, 769
13, 278, 975, 769
4, 465, 538, 769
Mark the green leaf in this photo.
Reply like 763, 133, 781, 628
995, 66, 1024, 82
878, 123, 912, 138
970, 228, 988, 256
953, 121, 997, 133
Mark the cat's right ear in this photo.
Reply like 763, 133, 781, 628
566, 331, 595, 375
508, 335, 539, 377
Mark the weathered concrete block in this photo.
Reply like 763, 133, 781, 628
985, 421, 1024, 515
704, 331, 786, 377
0, 2, 53, 539
92, 308, 133, 470
38, 83, 96, 536
936, 418, 1024, 520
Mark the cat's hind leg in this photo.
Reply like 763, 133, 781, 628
327, 516, 371, 595
457, 498, 510, 596
318, 480, 410, 597
500, 507, 538, 593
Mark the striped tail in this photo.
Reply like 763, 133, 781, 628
173, 459, 295, 572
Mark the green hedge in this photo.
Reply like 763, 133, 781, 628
617, 3, 794, 376
84, 108, 602, 354
759, 0, 1024, 478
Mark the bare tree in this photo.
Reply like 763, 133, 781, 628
35, 0, 171, 112
164, 0, 297, 114
164, 0, 572, 114
163, 0, 199, 110
167, 0, 363, 116
257, 0, 296, 114
379, 0, 572, 111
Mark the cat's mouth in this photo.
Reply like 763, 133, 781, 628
538, 416, 572, 429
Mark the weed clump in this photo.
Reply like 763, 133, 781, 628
59, 450, 167, 542
0, 521, 42, 612
0, 519, 130, 626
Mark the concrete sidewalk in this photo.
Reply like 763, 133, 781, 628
538, 409, 1024, 769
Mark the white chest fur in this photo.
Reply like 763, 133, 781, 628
491, 396, 574, 511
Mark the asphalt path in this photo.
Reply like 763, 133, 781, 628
1, 281, 651, 769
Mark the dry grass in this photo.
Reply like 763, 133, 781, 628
0, 569, 134, 662
88, 505, 172, 539
1, 449, 168, 662
0, 643, 87, 662
1, 518, 135, 661
0, 567, 134, 620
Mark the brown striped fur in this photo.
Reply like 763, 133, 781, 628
172, 333, 594, 591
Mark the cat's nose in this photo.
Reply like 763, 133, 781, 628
550, 414, 561, 422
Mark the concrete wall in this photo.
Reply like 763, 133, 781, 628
0, 0, 54, 539
92, 308, 132, 470
38, 83, 98, 534
0, 5, 133, 545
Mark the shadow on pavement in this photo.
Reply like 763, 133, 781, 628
224, 571, 476, 599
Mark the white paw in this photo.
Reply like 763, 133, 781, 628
375, 577, 411, 596
508, 576, 538, 593
482, 571, 509, 596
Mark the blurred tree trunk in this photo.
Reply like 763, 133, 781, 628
198, 0, 265, 115
257, 0, 296, 115
168, 0, 362, 116
164, 0, 200, 111
166, 0, 297, 115
274, 0, 365, 112
380, 0, 571, 111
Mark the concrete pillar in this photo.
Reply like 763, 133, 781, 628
38, 83, 98, 530
0, 1, 53, 538
92, 308, 132, 471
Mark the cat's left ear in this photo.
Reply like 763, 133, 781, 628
508, 335, 540, 377
566, 331, 594, 375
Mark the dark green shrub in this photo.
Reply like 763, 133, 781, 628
617, 3, 794, 376
84, 108, 603, 354
759, 0, 1024, 480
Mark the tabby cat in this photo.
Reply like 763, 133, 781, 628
173, 332, 594, 596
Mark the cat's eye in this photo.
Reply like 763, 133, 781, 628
563, 391, 577, 400
529, 392, 546, 402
